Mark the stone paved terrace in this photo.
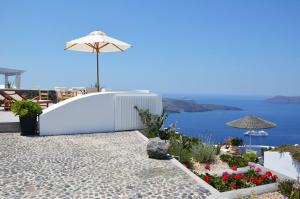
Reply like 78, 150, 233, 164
0, 131, 213, 199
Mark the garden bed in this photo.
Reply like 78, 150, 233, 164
197, 167, 278, 192
192, 163, 292, 198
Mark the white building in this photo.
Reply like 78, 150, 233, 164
0, 67, 25, 89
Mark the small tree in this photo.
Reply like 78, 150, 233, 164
134, 106, 168, 138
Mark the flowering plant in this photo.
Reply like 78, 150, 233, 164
205, 163, 211, 171
278, 180, 300, 199
198, 167, 278, 192
231, 166, 238, 171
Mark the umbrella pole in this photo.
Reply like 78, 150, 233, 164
96, 51, 100, 92
249, 129, 252, 150
249, 134, 252, 146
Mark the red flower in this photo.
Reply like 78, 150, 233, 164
265, 171, 272, 177
255, 179, 262, 185
261, 174, 268, 179
205, 164, 211, 171
233, 174, 242, 181
203, 175, 210, 183
230, 183, 236, 190
222, 174, 229, 181
255, 167, 262, 173
222, 172, 229, 176
251, 176, 262, 185
251, 176, 258, 183
272, 175, 278, 181
231, 166, 238, 171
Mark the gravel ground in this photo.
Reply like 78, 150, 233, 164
0, 131, 211, 199
193, 156, 230, 175
257, 192, 284, 199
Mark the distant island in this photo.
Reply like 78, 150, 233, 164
162, 98, 242, 113
266, 96, 300, 104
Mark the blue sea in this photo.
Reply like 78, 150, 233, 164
163, 94, 300, 146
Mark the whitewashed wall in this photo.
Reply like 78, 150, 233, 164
264, 151, 300, 180
114, 94, 162, 131
39, 92, 162, 136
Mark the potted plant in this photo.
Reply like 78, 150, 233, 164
11, 100, 42, 136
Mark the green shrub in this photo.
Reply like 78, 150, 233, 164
220, 154, 231, 162
168, 139, 192, 165
190, 136, 201, 145
278, 180, 295, 197
168, 132, 200, 165
291, 188, 300, 199
220, 154, 248, 167
278, 180, 300, 199
192, 143, 216, 163
11, 100, 42, 117
242, 153, 259, 163
228, 155, 248, 167
144, 130, 157, 138
231, 137, 244, 146
158, 129, 171, 140
215, 145, 221, 155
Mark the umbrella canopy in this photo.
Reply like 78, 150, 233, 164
65, 30, 132, 91
226, 115, 276, 146
226, 115, 276, 129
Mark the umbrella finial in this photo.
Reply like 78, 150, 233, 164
90, 29, 105, 36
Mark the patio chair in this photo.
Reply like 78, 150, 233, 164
0, 94, 8, 110
71, 87, 87, 96
62, 90, 74, 100
32, 90, 52, 108
55, 87, 66, 102
54, 87, 74, 102
0, 90, 27, 111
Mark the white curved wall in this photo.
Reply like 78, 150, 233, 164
39, 91, 162, 136
264, 151, 300, 180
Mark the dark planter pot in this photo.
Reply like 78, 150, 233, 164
19, 116, 38, 136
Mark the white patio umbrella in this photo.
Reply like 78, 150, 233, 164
65, 30, 131, 92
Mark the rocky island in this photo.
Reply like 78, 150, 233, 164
266, 96, 300, 104
162, 98, 242, 113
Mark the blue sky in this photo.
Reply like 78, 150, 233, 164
0, 0, 299, 96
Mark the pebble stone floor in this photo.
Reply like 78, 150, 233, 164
0, 131, 211, 199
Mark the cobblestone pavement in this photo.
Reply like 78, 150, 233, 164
0, 131, 211, 199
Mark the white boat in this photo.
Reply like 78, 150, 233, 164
244, 130, 269, 136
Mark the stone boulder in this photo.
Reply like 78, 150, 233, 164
146, 137, 168, 159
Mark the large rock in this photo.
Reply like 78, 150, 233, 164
147, 137, 168, 159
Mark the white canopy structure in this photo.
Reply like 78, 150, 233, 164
0, 67, 25, 89
65, 30, 132, 92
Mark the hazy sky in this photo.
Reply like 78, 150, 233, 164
0, 0, 299, 96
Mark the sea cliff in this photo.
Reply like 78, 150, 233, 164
162, 98, 242, 113
266, 96, 300, 104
